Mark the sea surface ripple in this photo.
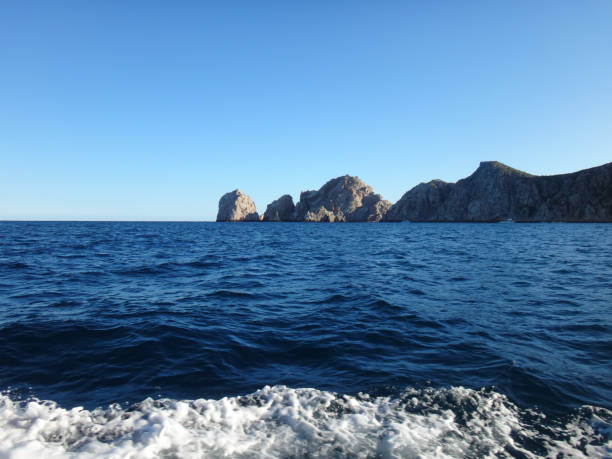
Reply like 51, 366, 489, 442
0, 221, 610, 458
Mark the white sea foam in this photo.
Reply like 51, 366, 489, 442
0, 386, 609, 458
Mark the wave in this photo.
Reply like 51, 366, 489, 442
1, 261, 29, 270
0, 385, 609, 458
206, 289, 260, 299
113, 259, 222, 276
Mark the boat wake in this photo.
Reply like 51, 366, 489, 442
0, 385, 610, 458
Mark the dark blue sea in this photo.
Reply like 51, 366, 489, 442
0, 221, 610, 458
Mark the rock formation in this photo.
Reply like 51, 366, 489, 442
293, 175, 391, 222
216, 190, 260, 222
216, 162, 611, 223
384, 161, 612, 222
262, 195, 295, 222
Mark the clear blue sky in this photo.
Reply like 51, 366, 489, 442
1, 1, 610, 220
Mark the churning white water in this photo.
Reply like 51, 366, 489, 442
0, 385, 610, 458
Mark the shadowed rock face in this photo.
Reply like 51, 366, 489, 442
263, 195, 295, 222
384, 161, 612, 222
293, 175, 391, 222
216, 190, 259, 222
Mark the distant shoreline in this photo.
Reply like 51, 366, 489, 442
2, 220, 610, 224
217, 161, 612, 223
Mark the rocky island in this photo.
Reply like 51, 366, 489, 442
292, 175, 391, 222
216, 189, 260, 222
216, 161, 612, 222
217, 175, 391, 222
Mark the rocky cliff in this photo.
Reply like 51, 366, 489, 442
384, 161, 612, 222
217, 175, 390, 222
216, 190, 260, 222
262, 195, 295, 222
293, 175, 391, 222
216, 162, 611, 223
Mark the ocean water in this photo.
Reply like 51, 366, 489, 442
0, 221, 610, 458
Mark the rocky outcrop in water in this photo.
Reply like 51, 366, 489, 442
263, 195, 295, 222
294, 175, 391, 222
384, 161, 612, 222
217, 175, 390, 222
216, 162, 611, 223
216, 190, 260, 222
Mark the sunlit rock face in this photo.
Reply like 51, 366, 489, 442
262, 195, 295, 222
293, 175, 391, 222
385, 161, 612, 222
216, 190, 259, 222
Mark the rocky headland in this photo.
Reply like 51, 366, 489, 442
216, 162, 612, 222
384, 161, 612, 222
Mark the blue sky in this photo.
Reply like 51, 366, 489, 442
1, 1, 611, 220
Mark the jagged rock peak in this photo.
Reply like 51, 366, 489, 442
263, 194, 295, 222
294, 175, 391, 222
216, 189, 260, 222
473, 161, 534, 177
